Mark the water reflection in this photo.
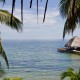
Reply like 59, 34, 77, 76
71, 54, 80, 59
70, 54, 80, 68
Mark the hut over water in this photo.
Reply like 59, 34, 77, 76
65, 36, 80, 48
58, 36, 80, 53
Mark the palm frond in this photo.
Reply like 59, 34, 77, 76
29, 0, 48, 22
59, 0, 80, 38
0, 9, 22, 31
61, 71, 76, 80
67, 67, 74, 72
30, 0, 33, 8
43, 0, 48, 22
59, 0, 71, 18
0, 0, 5, 7
0, 39, 9, 69
63, 11, 79, 39
61, 68, 76, 80
0, 0, 5, 3
61, 67, 80, 80
77, 68, 80, 80
78, 68, 80, 74
72, 0, 75, 16
11, 0, 16, 25
78, 75, 80, 80
37, 0, 38, 22
21, 0, 23, 23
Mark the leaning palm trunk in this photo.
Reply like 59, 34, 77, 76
0, 9, 23, 70
0, 0, 23, 70
0, 38, 9, 69
0, 9, 23, 69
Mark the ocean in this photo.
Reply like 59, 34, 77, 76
1, 40, 80, 80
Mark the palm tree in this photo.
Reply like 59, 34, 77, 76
61, 67, 80, 80
0, 0, 23, 68
59, 0, 80, 39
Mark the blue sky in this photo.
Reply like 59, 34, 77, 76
0, 0, 80, 40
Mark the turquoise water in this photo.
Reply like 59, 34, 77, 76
1, 40, 80, 80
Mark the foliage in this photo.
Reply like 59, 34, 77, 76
0, 9, 22, 31
11, 0, 48, 23
61, 67, 80, 80
3, 78, 10, 80
12, 77, 23, 80
59, 0, 80, 38
3, 77, 23, 80
0, 40, 9, 69
0, 0, 23, 69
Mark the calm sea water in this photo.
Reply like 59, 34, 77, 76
1, 40, 80, 80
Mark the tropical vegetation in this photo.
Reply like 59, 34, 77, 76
11, 0, 48, 23
0, 0, 22, 69
0, 0, 80, 79
59, 0, 80, 38
61, 67, 80, 80
3, 77, 23, 80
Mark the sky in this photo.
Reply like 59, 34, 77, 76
0, 0, 80, 40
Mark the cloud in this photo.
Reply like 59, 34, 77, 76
3, 6, 60, 26
1, 6, 63, 40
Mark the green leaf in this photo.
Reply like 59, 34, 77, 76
0, 9, 23, 32
0, 39, 9, 68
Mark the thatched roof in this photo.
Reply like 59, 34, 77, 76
65, 36, 80, 47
